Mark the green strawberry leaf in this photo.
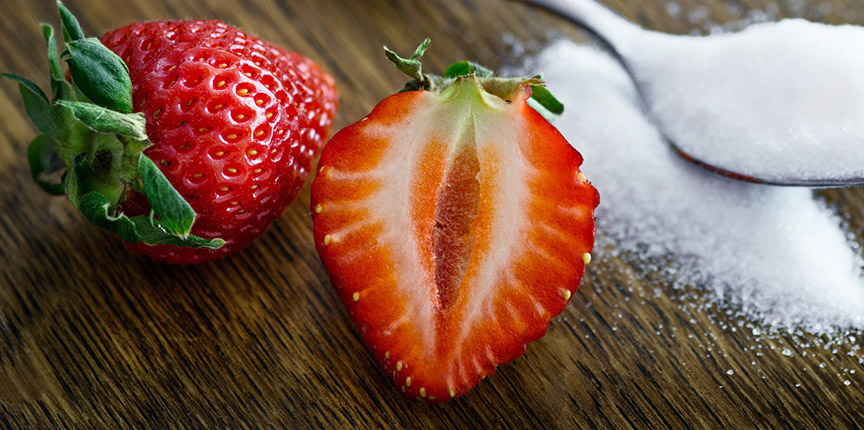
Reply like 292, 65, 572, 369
444, 61, 494, 79
56, 100, 148, 141
78, 191, 143, 243
138, 154, 196, 238
78, 192, 227, 248
120, 135, 151, 158
385, 38, 431, 87
42, 23, 74, 101
0, 73, 63, 139
27, 134, 65, 195
130, 217, 225, 249
64, 38, 133, 113
65, 152, 91, 206
527, 85, 564, 122
69, 154, 223, 248
57, 1, 85, 42
409, 38, 431, 60
79, 192, 224, 248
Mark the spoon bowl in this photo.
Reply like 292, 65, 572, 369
525, 0, 864, 187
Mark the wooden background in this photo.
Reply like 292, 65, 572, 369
2, 0, 864, 428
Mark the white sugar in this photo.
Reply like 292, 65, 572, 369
546, 0, 864, 182
626, 20, 864, 181
533, 40, 864, 333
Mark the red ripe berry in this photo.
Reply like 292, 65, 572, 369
6, 4, 337, 263
100, 20, 338, 263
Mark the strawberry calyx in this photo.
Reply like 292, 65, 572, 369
384, 38, 564, 121
1, 1, 223, 249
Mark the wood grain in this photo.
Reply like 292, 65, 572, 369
2, 0, 864, 428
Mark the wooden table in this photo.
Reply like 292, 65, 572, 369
2, 0, 863, 428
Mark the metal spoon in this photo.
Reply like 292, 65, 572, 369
524, 0, 864, 187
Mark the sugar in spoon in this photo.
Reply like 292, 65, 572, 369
524, 0, 864, 187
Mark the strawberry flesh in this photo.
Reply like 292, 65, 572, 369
311, 76, 598, 401
433, 143, 480, 309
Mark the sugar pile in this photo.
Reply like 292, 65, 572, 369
546, 0, 864, 182
534, 40, 864, 334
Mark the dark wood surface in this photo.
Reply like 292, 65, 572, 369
2, 0, 864, 428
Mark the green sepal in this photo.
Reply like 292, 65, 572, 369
409, 38, 431, 60
69, 154, 223, 248
65, 152, 90, 206
131, 216, 225, 249
56, 100, 148, 141
57, 1, 85, 42
0, 73, 63, 138
444, 61, 493, 79
77, 192, 223, 248
384, 38, 431, 88
78, 191, 143, 243
74, 193, 223, 248
120, 135, 151, 159
527, 85, 564, 122
42, 23, 74, 101
27, 134, 65, 195
64, 38, 133, 113
138, 154, 196, 238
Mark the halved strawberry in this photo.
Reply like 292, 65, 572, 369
311, 40, 598, 402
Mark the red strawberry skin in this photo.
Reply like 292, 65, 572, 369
311, 77, 598, 402
100, 21, 337, 264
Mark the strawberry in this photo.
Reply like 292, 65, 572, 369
311, 39, 598, 402
3, 2, 336, 263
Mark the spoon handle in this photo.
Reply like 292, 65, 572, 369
524, 0, 653, 116
524, 0, 642, 49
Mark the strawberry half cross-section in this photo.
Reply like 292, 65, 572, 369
311, 39, 599, 402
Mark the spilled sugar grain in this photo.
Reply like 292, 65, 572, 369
534, 40, 864, 334
667, 0, 863, 34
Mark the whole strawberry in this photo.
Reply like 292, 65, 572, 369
3, 2, 337, 264
311, 39, 598, 402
